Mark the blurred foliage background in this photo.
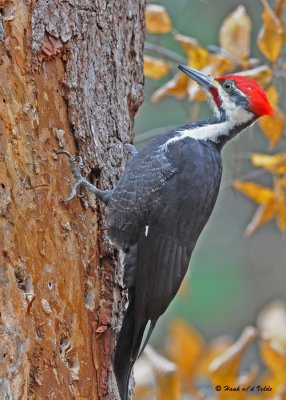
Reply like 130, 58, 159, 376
133, 0, 286, 398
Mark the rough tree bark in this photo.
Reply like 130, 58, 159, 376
0, 1, 145, 399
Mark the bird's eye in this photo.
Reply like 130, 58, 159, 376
223, 81, 233, 91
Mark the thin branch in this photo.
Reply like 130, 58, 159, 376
145, 42, 186, 64
207, 45, 242, 67
135, 125, 178, 144
273, 70, 286, 79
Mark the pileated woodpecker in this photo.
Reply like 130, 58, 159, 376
59, 65, 273, 400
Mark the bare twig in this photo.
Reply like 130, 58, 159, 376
145, 42, 186, 64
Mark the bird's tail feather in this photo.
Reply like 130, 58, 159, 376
137, 320, 157, 359
114, 289, 146, 400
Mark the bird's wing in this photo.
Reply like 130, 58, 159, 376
108, 141, 177, 236
136, 227, 191, 320
131, 209, 193, 361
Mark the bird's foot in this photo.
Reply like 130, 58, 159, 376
57, 150, 113, 205
57, 151, 91, 203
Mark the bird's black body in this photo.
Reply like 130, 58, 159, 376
110, 125, 223, 399
59, 65, 272, 400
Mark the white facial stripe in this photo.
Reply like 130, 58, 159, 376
165, 109, 253, 145
166, 121, 232, 144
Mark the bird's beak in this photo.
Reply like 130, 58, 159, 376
178, 64, 216, 89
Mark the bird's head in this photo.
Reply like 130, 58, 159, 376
178, 64, 273, 123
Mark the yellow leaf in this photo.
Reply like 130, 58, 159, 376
146, 4, 172, 34
257, 301, 286, 350
260, 339, 286, 384
198, 336, 233, 377
251, 153, 286, 175
274, 179, 286, 231
245, 201, 276, 236
257, 0, 284, 62
258, 107, 285, 149
259, 372, 286, 398
219, 5, 252, 60
275, 0, 286, 17
207, 53, 235, 77
237, 365, 258, 387
175, 34, 209, 70
152, 72, 188, 102
266, 86, 279, 108
235, 65, 272, 87
168, 319, 204, 382
209, 327, 256, 387
144, 56, 170, 80
233, 181, 274, 204
277, 205, 286, 231
258, 85, 284, 149
144, 346, 181, 400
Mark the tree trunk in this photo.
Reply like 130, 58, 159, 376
0, 1, 145, 399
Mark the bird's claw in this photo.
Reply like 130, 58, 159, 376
57, 151, 83, 180
57, 150, 86, 203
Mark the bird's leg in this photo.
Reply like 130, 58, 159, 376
57, 151, 113, 204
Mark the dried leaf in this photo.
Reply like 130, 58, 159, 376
260, 339, 286, 384
257, 301, 286, 349
277, 205, 286, 231
257, 0, 284, 62
266, 86, 279, 108
219, 5, 252, 60
146, 5, 172, 34
209, 327, 257, 390
207, 53, 235, 77
175, 34, 209, 70
152, 72, 188, 102
168, 319, 204, 382
259, 372, 286, 399
237, 365, 259, 387
275, 0, 286, 17
233, 181, 274, 204
144, 346, 181, 400
258, 107, 285, 149
198, 336, 233, 377
144, 56, 170, 80
251, 153, 286, 175
245, 201, 276, 236
258, 85, 284, 150
274, 179, 286, 231
235, 65, 273, 87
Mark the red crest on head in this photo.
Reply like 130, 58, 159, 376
216, 75, 274, 117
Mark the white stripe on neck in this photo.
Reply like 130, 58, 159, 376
165, 108, 253, 146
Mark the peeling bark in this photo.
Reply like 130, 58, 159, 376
0, 1, 145, 399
